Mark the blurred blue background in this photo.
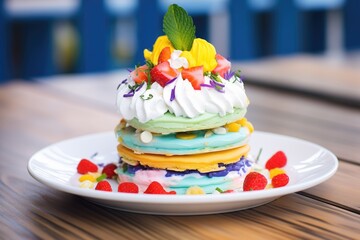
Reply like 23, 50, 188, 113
1, 0, 359, 82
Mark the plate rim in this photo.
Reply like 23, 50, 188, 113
28, 131, 339, 204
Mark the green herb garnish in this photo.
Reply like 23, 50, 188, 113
140, 93, 154, 101
255, 148, 263, 163
96, 173, 107, 182
145, 60, 154, 89
215, 187, 224, 193
122, 163, 128, 172
207, 72, 222, 83
163, 4, 196, 51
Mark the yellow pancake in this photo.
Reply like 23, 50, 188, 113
117, 144, 250, 173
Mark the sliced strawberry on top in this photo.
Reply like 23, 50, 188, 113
150, 61, 178, 87
212, 54, 231, 78
181, 66, 204, 90
158, 47, 171, 64
130, 65, 148, 84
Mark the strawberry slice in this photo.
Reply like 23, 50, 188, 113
181, 66, 204, 90
158, 47, 171, 64
130, 65, 148, 84
150, 61, 178, 87
265, 151, 287, 170
212, 54, 231, 78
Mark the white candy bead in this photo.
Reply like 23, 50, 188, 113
204, 130, 213, 138
213, 127, 227, 135
140, 131, 153, 143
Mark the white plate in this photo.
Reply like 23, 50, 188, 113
28, 131, 338, 215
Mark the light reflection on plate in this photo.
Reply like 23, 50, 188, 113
28, 131, 338, 215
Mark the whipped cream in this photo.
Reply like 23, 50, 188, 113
116, 74, 249, 123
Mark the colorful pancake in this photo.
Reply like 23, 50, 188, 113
117, 144, 250, 173
115, 123, 251, 155
116, 157, 254, 194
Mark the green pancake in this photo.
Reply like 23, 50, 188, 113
127, 108, 247, 134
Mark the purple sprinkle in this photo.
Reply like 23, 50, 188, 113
170, 86, 176, 101
123, 90, 135, 97
127, 68, 133, 72
210, 80, 225, 93
211, 80, 225, 88
165, 77, 177, 86
117, 79, 128, 90
98, 163, 105, 167
200, 83, 213, 88
224, 71, 235, 80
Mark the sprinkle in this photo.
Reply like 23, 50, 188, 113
211, 80, 225, 88
117, 79, 128, 90
200, 83, 213, 88
90, 152, 98, 159
210, 80, 225, 93
140, 131, 153, 143
165, 77, 177, 86
170, 86, 176, 101
224, 71, 235, 80
213, 127, 227, 135
127, 68, 133, 72
79, 174, 96, 182
123, 90, 135, 98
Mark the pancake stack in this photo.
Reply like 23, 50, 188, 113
115, 4, 255, 194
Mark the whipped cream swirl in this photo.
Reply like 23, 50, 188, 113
117, 74, 249, 123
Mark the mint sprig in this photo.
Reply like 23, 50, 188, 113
163, 4, 196, 51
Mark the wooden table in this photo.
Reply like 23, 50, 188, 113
1, 56, 360, 239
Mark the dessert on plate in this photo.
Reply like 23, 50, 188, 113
114, 4, 256, 194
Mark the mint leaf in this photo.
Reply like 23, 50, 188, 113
163, 4, 196, 51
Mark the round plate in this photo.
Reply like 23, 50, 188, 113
28, 131, 338, 215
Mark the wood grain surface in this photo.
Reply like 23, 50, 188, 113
1, 79, 359, 239
235, 54, 360, 105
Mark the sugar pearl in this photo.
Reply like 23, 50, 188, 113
213, 127, 227, 135
140, 131, 153, 143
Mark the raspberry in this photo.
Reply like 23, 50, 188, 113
243, 172, 267, 191
118, 182, 139, 193
265, 151, 287, 170
95, 181, 112, 192
272, 173, 289, 188
77, 159, 98, 174
102, 163, 117, 179
144, 181, 176, 195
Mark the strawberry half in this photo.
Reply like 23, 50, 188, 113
181, 66, 204, 90
95, 181, 112, 192
130, 65, 148, 84
158, 47, 171, 64
144, 181, 176, 195
77, 159, 98, 174
212, 54, 231, 78
118, 182, 139, 193
272, 173, 289, 188
265, 151, 287, 170
150, 61, 178, 87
